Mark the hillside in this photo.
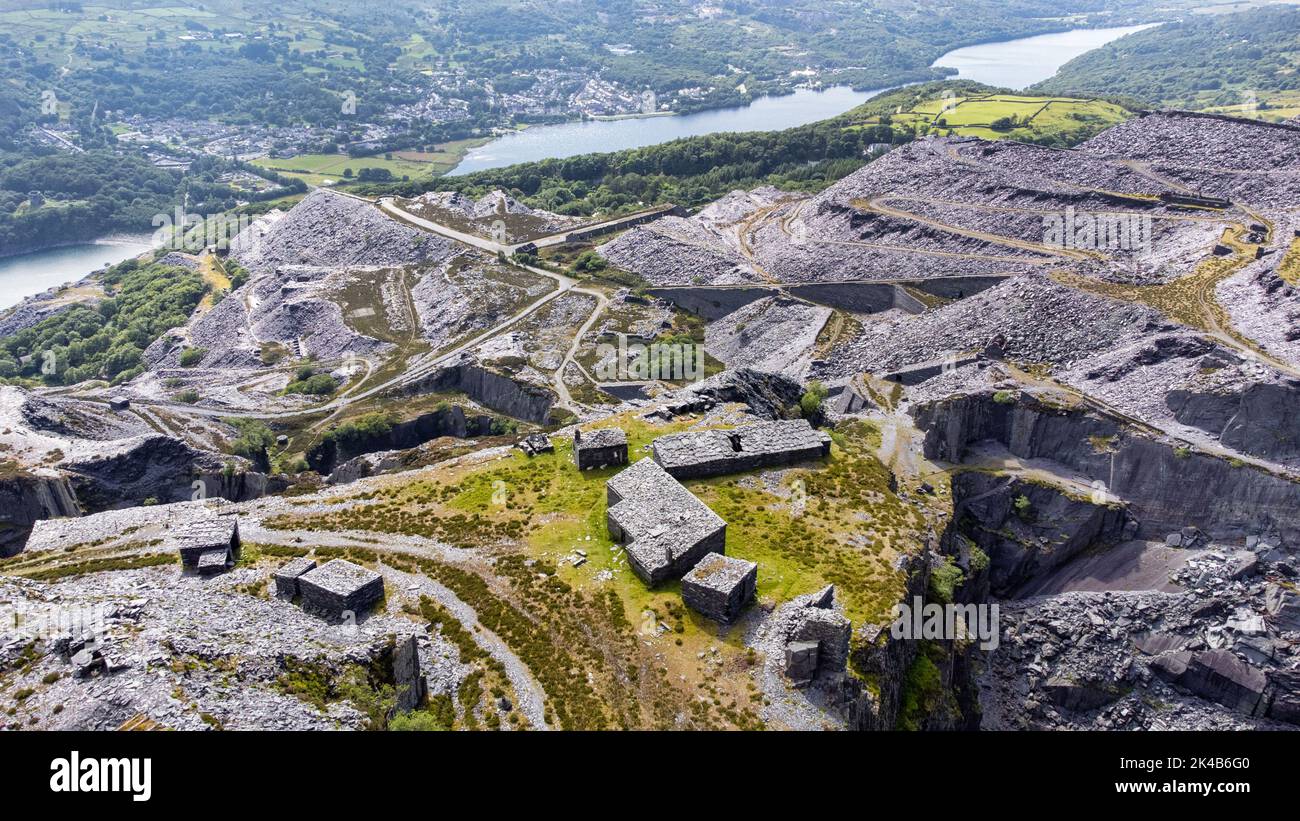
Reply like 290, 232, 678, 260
1034, 7, 1300, 119
384, 82, 1139, 218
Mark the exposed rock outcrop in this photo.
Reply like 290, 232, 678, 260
912, 390, 1300, 544
0, 470, 80, 556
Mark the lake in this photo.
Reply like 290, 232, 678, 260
449, 85, 886, 175
0, 23, 1155, 309
450, 23, 1157, 175
931, 24, 1160, 89
0, 237, 156, 310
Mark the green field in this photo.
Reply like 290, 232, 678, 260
251, 139, 486, 186
848, 91, 1133, 143
1201, 90, 1300, 124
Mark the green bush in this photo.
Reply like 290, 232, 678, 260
799, 380, 828, 417
284, 374, 337, 396
0, 259, 206, 386
179, 347, 206, 367
928, 556, 964, 604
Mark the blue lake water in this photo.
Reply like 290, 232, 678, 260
930, 24, 1160, 89
451, 23, 1158, 174
0, 237, 155, 310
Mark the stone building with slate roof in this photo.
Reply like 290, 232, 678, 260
682, 553, 757, 622
651, 419, 831, 479
274, 556, 317, 597
574, 427, 629, 470
296, 558, 385, 620
606, 458, 725, 585
170, 514, 240, 575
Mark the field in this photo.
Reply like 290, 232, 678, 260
1201, 91, 1300, 123
849, 91, 1133, 143
251, 139, 486, 186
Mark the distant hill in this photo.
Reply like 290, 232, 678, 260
1034, 7, 1300, 120
842, 81, 1135, 146
376, 81, 1137, 219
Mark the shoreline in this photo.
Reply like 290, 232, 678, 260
0, 233, 158, 263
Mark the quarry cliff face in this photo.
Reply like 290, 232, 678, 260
0, 470, 79, 557
911, 390, 1300, 544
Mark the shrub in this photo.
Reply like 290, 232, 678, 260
928, 556, 964, 604
799, 380, 828, 417
179, 347, 207, 367
284, 374, 337, 396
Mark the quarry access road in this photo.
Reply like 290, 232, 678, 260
126, 198, 606, 422
379, 197, 612, 412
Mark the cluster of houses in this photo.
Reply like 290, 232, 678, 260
106, 414, 840, 686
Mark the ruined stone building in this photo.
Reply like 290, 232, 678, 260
606, 458, 726, 585
171, 514, 241, 575
574, 426, 629, 470
778, 585, 851, 687
295, 558, 385, 621
682, 553, 757, 623
651, 419, 831, 480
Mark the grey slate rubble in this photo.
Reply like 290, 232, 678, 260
681, 553, 757, 623
652, 418, 831, 479
516, 433, 553, 457
297, 559, 385, 621
274, 556, 317, 598
574, 426, 628, 470
606, 458, 726, 585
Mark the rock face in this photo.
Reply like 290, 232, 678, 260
309, 404, 495, 475
60, 435, 266, 512
400, 358, 556, 424
1151, 649, 1269, 716
953, 471, 1130, 597
681, 368, 804, 421
911, 390, 1300, 544
0, 471, 80, 557
1167, 380, 1300, 462
392, 634, 428, 715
